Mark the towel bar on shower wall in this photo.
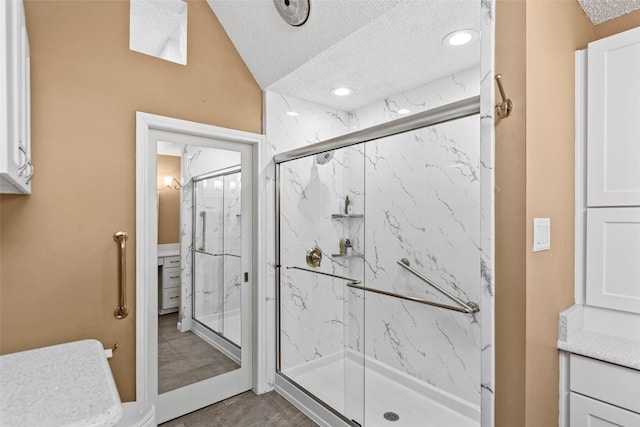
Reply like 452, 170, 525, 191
396, 258, 479, 314
113, 231, 128, 319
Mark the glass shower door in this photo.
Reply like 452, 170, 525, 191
193, 169, 242, 348
277, 145, 366, 425
359, 115, 482, 427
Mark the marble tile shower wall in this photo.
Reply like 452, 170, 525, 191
265, 92, 354, 385
179, 146, 240, 331
267, 66, 481, 400
359, 117, 481, 406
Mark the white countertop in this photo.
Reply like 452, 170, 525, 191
558, 304, 640, 370
0, 339, 123, 427
158, 243, 180, 259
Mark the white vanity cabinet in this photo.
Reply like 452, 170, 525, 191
587, 26, 640, 207
569, 354, 640, 427
1, 0, 32, 194
159, 254, 180, 314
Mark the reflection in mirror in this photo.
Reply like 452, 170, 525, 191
156, 142, 242, 395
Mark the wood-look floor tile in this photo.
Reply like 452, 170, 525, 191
159, 391, 317, 427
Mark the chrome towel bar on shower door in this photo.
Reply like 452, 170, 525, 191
396, 258, 479, 314
284, 266, 361, 284
346, 282, 478, 314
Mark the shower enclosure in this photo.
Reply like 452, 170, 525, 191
192, 166, 242, 349
275, 98, 484, 427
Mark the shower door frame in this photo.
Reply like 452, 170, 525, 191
273, 95, 491, 426
191, 164, 243, 361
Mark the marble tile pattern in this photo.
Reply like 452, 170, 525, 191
265, 91, 354, 387
179, 146, 240, 332
0, 340, 122, 427
356, 116, 482, 406
268, 65, 487, 409
479, 1, 496, 424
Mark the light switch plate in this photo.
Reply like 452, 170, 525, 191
533, 218, 551, 252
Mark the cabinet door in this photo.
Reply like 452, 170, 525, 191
587, 26, 640, 207
570, 393, 640, 427
0, 0, 30, 194
586, 208, 640, 313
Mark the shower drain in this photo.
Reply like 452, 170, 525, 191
383, 412, 400, 422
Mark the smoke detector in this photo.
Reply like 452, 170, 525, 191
273, 0, 310, 26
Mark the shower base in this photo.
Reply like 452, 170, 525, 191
195, 310, 241, 347
282, 350, 479, 427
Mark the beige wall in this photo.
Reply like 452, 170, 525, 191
0, 0, 261, 401
157, 155, 181, 244
496, 1, 639, 426
524, 1, 593, 425
495, 0, 527, 425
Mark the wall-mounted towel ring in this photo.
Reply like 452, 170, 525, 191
495, 74, 513, 119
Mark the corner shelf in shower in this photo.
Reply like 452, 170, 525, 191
331, 213, 364, 219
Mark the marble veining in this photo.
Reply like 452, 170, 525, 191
0, 340, 122, 427
268, 60, 488, 414
266, 8, 496, 417
179, 146, 240, 332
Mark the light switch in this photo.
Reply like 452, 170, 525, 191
533, 218, 551, 252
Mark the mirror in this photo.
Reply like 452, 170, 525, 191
156, 141, 242, 395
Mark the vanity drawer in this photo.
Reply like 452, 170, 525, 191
162, 266, 181, 288
163, 256, 181, 268
570, 354, 640, 412
162, 288, 180, 309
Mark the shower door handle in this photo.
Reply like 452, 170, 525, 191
199, 211, 206, 251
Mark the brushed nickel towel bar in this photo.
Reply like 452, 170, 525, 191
397, 258, 479, 314
346, 282, 477, 314
495, 74, 513, 119
113, 231, 128, 319
284, 266, 361, 284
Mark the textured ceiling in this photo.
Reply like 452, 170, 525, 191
208, 0, 481, 111
577, 0, 640, 25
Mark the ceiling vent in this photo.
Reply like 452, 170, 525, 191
273, 0, 310, 26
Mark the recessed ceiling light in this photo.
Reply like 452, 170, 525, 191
443, 30, 478, 46
398, 108, 411, 115
286, 111, 298, 116
331, 87, 353, 97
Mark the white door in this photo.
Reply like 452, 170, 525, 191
587, 26, 640, 207
136, 113, 260, 424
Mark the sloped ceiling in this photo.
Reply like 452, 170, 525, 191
577, 0, 640, 25
207, 0, 640, 111
207, 0, 481, 111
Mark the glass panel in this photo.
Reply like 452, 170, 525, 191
278, 145, 365, 424
362, 115, 481, 427
156, 142, 244, 397
193, 170, 242, 348
222, 172, 242, 346
193, 177, 224, 334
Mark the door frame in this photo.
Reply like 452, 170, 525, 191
135, 112, 266, 420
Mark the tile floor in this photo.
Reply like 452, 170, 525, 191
158, 313, 239, 393
159, 390, 318, 427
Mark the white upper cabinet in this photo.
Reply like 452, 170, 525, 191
1, 0, 31, 194
587, 26, 640, 207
